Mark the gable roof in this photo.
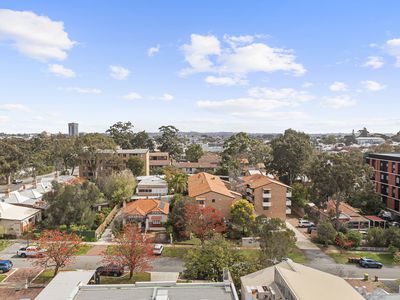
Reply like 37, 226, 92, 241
0, 202, 40, 221
239, 174, 290, 189
123, 199, 169, 217
188, 172, 239, 198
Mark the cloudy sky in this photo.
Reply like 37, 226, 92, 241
1, 1, 400, 134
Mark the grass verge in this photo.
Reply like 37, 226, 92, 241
76, 244, 93, 255
99, 272, 150, 284
0, 274, 7, 282
162, 247, 188, 258
328, 251, 395, 265
32, 269, 55, 284
0, 240, 11, 251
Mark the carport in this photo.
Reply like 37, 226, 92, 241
365, 215, 387, 228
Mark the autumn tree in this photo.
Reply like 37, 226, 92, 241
230, 200, 256, 237
36, 230, 82, 276
104, 224, 153, 279
185, 204, 226, 242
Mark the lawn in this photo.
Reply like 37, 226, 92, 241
162, 247, 189, 258
99, 272, 150, 284
0, 274, 7, 282
328, 251, 395, 265
32, 269, 55, 284
76, 244, 93, 255
0, 240, 11, 251
175, 238, 201, 246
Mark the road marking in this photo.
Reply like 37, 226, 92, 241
2, 267, 18, 283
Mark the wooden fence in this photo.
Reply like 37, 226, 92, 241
95, 205, 119, 239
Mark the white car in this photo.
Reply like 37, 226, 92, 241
153, 244, 164, 255
298, 219, 315, 228
17, 246, 47, 258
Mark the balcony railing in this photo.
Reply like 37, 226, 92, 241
286, 200, 292, 206
263, 193, 272, 198
246, 188, 253, 194
246, 195, 254, 202
286, 208, 291, 214
286, 191, 292, 197
262, 202, 272, 207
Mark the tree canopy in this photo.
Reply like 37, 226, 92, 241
156, 125, 183, 160
185, 144, 204, 162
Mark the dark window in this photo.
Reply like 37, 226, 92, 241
392, 187, 397, 198
382, 196, 387, 206
395, 200, 400, 212
212, 199, 215, 203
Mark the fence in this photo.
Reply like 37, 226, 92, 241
354, 246, 388, 252
95, 205, 119, 238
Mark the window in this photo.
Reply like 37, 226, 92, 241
212, 199, 215, 203
197, 200, 205, 205
395, 200, 400, 212
152, 220, 161, 225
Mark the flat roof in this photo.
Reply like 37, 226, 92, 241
73, 282, 238, 300
367, 153, 400, 159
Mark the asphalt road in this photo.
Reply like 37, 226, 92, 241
0, 172, 58, 193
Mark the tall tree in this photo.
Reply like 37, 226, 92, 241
0, 138, 26, 188
131, 131, 154, 151
185, 144, 204, 162
106, 121, 135, 149
165, 194, 192, 240
26, 133, 53, 185
104, 224, 153, 279
52, 135, 81, 175
36, 230, 82, 276
156, 125, 183, 160
230, 200, 256, 237
270, 129, 313, 185
126, 156, 145, 176
100, 170, 137, 206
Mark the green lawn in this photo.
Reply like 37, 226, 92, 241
162, 247, 189, 258
0, 274, 7, 282
99, 272, 150, 284
328, 251, 395, 265
175, 238, 201, 246
0, 240, 11, 251
76, 244, 93, 255
32, 269, 55, 284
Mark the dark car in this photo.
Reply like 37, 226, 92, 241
359, 258, 383, 269
0, 260, 13, 273
96, 265, 124, 277
12, 179, 23, 184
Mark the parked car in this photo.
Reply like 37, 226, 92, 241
0, 260, 13, 273
153, 244, 164, 255
17, 246, 47, 258
389, 221, 400, 228
378, 210, 394, 222
298, 219, 315, 228
359, 258, 383, 269
96, 264, 124, 277
12, 179, 23, 184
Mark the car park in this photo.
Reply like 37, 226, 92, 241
298, 219, 315, 228
96, 265, 124, 277
17, 246, 47, 258
153, 244, 164, 255
0, 260, 13, 273
359, 258, 383, 269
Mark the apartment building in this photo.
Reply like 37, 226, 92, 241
79, 148, 150, 179
237, 174, 291, 220
188, 172, 242, 218
174, 153, 221, 174
136, 175, 168, 197
149, 152, 171, 170
366, 153, 400, 216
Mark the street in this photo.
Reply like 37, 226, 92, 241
0, 171, 58, 193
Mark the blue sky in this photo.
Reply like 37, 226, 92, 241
1, 1, 400, 134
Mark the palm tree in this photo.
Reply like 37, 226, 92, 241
170, 173, 188, 194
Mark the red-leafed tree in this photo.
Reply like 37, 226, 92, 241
103, 224, 153, 279
36, 230, 82, 276
184, 204, 226, 242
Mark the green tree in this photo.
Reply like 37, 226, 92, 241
291, 183, 309, 208
168, 172, 188, 194
165, 194, 192, 239
101, 170, 137, 206
343, 134, 357, 146
185, 144, 204, 162
0, 138, 26, 187
385, 227, 400, 249
156, 125, 183, 160
317, 222, 337, 246
346, 180, 383, 214
106, 121, 135, 149
52, 135, 80, 175
321, 135, 337, 144
131, 131, 154, 151
358, 127, 369, 137
44, 181, 103, 228
346, 230, 362, 247
258, 218, 296, 265
270, 129, 313, 185
366, 227, 386, 247
126, 156, 145, 176
230, 200, 256, 237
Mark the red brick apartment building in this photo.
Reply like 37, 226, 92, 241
366, 153, 400, 216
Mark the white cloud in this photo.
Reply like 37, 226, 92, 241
109, 65, 130, 80
329, 81, 347, 92
321, 95, 356, 109
302, 82, 313, 88
0, 9, 75, 61
48, 64, 76, 78
204, 75, 247, 86
61, 87, 101, 94
248, 87, 314, 103
0, 103, 31, 112
0, 116, 9, 123
148, 45, 160, 57
124, 92, 142, 100
386, 38, 400, 66
363, 56, 384, 69
181, 34, 305, 77
160, 93, 174, 101
361, 80, 386, 91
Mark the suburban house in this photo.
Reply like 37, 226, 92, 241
135, 175, 168, 197
241, 260, 364, 300
237, 174, 291, 220
0, 202, 41, 237
188, 172, 242, 218
79, 148, 150, 180
122, 199, 169, 231
174, 153, 221, 174
309, 200, 370, 230
1, 190, 47, 210
149, 152, 171, 170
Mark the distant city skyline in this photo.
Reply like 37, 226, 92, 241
1, 1, 400, 134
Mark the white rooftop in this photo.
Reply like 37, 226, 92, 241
0, 202, 39, 220
137, 175, 167, 186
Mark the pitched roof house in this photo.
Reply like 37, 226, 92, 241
0, 202, 41, 237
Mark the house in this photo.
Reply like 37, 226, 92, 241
356, 137, 385, 146
122, 199, 169, 231
149, 152, 171, 170
237, 174, 291, 220
174, 153, 221, 174
312, 200, 370, 230
136, 175, 168, 197
188, 172, 242, 218
0, 202, 41, 237
79, 148, 150, 180
241, 260, 364, 300
1, 190, 47, 210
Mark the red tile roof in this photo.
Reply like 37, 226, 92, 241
123, 199, 169, 217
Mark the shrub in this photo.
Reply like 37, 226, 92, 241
335, 232, 354, 249
317, 221, 337, 246
388, 245, 398, 256
366, 227, 386, 247
346, 230, 362, 247
385, 227, 400, 249
393, 251, 400, 265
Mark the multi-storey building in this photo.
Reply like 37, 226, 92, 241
149, 152, 171, 170
79, 148, 150, 180
366, 153, 400, 216
174, 153, 221, 174
237, 174, 291, 220
136, 175, 168, 197
68, 122, 79, 136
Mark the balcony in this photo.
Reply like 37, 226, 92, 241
263, 193, 272, 198
286, 208, 291, 214
246, 195, 254, 202
246, 188, 253, 194
286, 200, 292, 206
286, 191, 292, 197
262, 202, 272, 207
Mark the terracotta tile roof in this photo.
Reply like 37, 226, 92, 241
174, 153, 221, 169
239, 174, 290, 189
123, 199, 169, 217
188, 172, 239, 198
326, 200, 361, 218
